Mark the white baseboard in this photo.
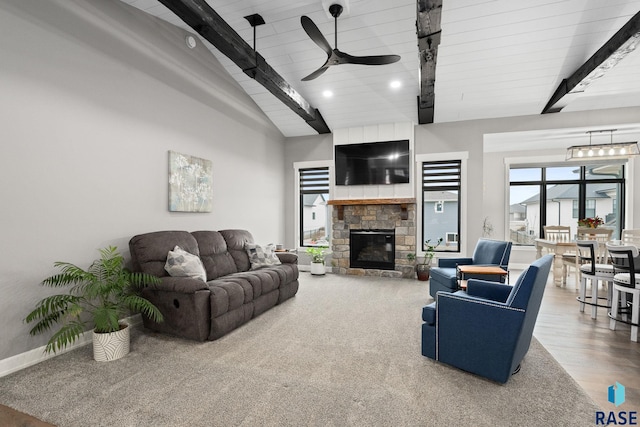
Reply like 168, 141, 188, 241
298, 265, 334, 273
0, 314, 142, 378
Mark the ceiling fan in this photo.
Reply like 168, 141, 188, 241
300, 4, 401, 81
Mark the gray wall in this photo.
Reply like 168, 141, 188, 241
283, 134, 334, 248
0, 0, 286, 360
414, 109, 640, 258
285, 109, 640, 262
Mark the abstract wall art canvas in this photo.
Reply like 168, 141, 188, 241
168, 150, 213, 212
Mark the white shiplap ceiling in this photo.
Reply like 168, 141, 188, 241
436, 1, 640, 122
121, 0, 640, 137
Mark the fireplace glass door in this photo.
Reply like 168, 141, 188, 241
350, 230, 395, 270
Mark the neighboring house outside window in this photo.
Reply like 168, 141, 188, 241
421, 160, 462, 253
297, 165, 330, 247
445, 232, 458, 245
509, 164, 624, 245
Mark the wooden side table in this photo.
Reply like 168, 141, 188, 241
457, 265, 508, 291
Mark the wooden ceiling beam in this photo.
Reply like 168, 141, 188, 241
157, 0, 331, 134
416, 0, 442, 124
542, 10, 640, 114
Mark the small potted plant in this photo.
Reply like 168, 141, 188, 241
407, 238, 443, 281
25, 246, 163, 361
306, 246, 329, 275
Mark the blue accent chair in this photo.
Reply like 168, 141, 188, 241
421, 255, 553, 383
429, 239, 512, 299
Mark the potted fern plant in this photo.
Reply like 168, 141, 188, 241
407, 238, 443, 281
25, 246, 163, 362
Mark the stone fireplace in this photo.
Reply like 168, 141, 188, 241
328, 198, 416, 278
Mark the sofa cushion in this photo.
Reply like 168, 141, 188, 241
191, 231, 238, 280
208, 280, 250, 317
224, 270, 278, 297
130, 231, 199, 277
220, 229, 254, 272
164, 246, 207, 282
269, 262, 299, 285
246, 243, 282, 270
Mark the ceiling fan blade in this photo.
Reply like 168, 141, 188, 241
341, 52, 401, 66
301, 64, 331, 81
300, 16, 333, 57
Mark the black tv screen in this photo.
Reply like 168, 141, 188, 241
335, 140, 410, 186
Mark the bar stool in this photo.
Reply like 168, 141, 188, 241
576, 240, 613, 319
606, 243, 640, 342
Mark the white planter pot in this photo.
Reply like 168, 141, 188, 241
92, 324, 130, 362
310, 262, 326, 275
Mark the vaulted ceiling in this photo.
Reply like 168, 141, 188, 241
122, 0, 640, 137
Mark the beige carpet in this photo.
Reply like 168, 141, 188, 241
0, 273, 599, 426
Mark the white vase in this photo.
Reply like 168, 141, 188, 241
92, 324, 130, 362
310, 262, 326, 275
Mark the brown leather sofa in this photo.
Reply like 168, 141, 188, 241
129, 229, 298, 341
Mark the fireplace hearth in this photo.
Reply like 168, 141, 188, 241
350, 229, 395, 270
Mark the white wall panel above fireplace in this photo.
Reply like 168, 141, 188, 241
333, 122, 415, 201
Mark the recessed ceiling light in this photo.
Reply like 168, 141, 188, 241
185, 35, 197, 49
323, 90, 334, 98
390, 80, 402, 89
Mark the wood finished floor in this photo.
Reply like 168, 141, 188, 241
530, 270, 640, 411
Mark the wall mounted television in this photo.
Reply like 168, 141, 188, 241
335, 140, 410, 186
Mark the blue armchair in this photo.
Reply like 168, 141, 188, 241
429, 238, 512, 298
421, 255, 553, 383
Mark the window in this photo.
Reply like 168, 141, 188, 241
573, 196, 597, 219
299, 167, 330, 247
585, 199, 596, 218
422, 160, 461, 252
509, 163, 624, 245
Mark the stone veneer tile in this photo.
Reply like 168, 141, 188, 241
331, 204, 416, 279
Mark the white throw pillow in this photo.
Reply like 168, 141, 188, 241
164, 246, 207, 282
245, 242, 282, 270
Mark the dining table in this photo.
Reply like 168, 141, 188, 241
534, 238, 577, 286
